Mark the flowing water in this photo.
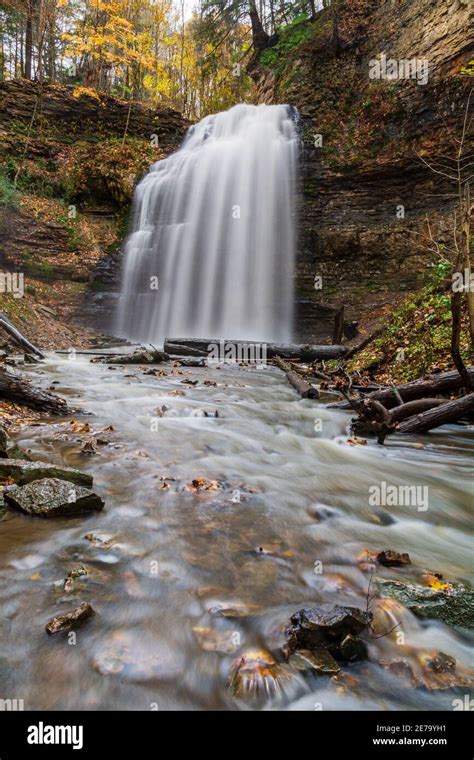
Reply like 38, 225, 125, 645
116, 103, 298, 344
0, 354, 472, 710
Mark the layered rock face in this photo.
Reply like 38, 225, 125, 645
250, 0, 473, 341
0, 79, 188, 147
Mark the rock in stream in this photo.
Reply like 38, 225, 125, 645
5, 478, 104, 517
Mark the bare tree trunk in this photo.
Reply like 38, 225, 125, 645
249, 0, 269, 51
24, 1, 33, 79
450, 289, 472, 390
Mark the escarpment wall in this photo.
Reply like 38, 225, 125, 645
250, 0, 473, 341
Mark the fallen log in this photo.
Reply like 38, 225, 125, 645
164, 338, 347, 361
396, 393, 474, 434
91, 349, 168, 365
352, 398, 446, 443
0, 312, 45, 358
388, 398, 446, 424
274, 356, 319, 399
0, 369, 68, 414
329, 367, 474, 409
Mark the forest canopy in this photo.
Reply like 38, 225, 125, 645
0, 0, 324, 118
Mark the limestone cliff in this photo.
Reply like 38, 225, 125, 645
249, 0, 473, 341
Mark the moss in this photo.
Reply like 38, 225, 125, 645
0, 168, 19, 208
260, 17, 315, 77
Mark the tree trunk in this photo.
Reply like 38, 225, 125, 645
274, 356, 319, 399
329, 367, 474, 409
0, 370, 68, 414
24, 1, 33, 79
0, 313, 45, 358
249, 0, 269, 51
397, 393, 474, 434
450, 289, 472, 390
163, 338, 347, 361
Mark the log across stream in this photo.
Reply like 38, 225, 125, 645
0, 353, 472, 710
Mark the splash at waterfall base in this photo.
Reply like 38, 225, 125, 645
116, 103, 299, 345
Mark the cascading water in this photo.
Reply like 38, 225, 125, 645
116, 103, 299, 344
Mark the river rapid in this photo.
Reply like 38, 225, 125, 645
0, 353, 472, 710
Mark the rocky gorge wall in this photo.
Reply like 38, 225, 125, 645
249, 0, 473, 341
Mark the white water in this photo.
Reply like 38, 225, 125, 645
116, 103, 299, 344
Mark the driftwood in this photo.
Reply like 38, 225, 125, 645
274, 356, 319, 399
329, 367, 474, 410
163, 338, 347, 361
0, 370, 68, 414
0, 312, 45, 358
396, 393, 474, 434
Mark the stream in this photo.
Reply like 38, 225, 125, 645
0, 353, 472, 710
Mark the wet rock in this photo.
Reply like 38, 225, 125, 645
376, 579, 474, 629
307, 503, 340, 521
54, 565, 88, 593
45, 602, 95, 634
0, 424, 13, 458
4, 478, 104, 517
0, 459, 93, 487
381, 658, 418, 688
192, 626, 241, 654
228, 649, 294, 700
427, 651, 456, 674
289, 648, 340, 676
339, 634, 368, 663
84, 532, 115, 549
208, 600, 258, 618
381, 653, 471, 691
286, 604, 372, 655
93, 631, 181, 682
376, 549, 411, 567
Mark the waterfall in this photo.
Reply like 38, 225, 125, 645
115, 103, 299, 344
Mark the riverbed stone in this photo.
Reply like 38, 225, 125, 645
45, 602, 95, 634
4, 478, 104, 517
376, 579, 474, 629
286, 604, 372, 654
289, 647, 340, 675
376, 549, 411, 567
0, 459, 93, 487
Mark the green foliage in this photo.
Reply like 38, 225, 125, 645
349, 266, 472, 382
460, 59, 474, 76
0, 166, 19, 208
260, 18, 314, 72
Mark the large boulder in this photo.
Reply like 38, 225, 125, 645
0, 459, 93, 487
4, 478, 104, 517
286, 604, 372, 655
376, 579, 474, 629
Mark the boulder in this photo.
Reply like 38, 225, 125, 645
286, 604, 372, 654
0, 459, 93, 487
4, 478, 104, 517
376, 579, 474, 629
